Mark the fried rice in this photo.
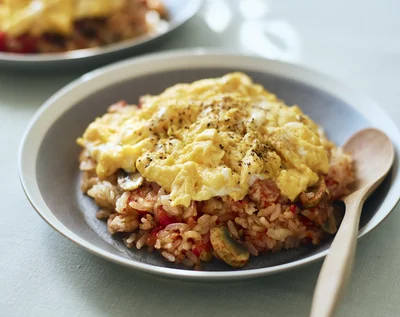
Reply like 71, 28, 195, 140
78, 105, 354, 269
0, 0, 167, 54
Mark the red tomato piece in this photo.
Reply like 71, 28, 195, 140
192, 242, 211, 257
9, 35, 37, 53
0, 32, 7, 51
155, 206, 177, 228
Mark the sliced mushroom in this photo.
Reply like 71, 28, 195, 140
117, 170, 144, 191
299, 178, 328, 208
210, 226, 250, 268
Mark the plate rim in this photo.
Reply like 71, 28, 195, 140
19, 49, 400, 280
0, 0, 202, 63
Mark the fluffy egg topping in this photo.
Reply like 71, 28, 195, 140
0, 0, 125, 36
77, 73, 332, 207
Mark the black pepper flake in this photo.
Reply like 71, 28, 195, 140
145, 164, 150, 168
207, 123, 211, 127
219, 144, 224, 149
248, 172, 250, 175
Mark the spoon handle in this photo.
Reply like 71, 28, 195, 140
310, 196, 363, 317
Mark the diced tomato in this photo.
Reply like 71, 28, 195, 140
192, 242, 211, 257
0, 32, 6, 51
192, 248, 200, 257
155, 206, 177, 228
147, 226, 161, 245
290, 204, 296, 213
147, 225, 164, 246
146, 234, 156, 246
151, 225, 163, 236
8, 35, 38, 53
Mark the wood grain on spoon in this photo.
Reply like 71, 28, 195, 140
310, 128, 394, 317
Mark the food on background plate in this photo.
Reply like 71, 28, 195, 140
0, 0, 167, 54
77, 73, 354, 268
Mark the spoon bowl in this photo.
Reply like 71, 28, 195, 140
344, 128, 395, 194
311, 128, 394, 317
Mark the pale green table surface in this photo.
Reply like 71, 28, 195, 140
1, 1, 399, 316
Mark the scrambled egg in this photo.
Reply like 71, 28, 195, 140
78, 73, 332, 207
0, 0, 125, 36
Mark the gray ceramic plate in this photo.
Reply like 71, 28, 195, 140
19, 50, 400, 280
0, 0, 202, 70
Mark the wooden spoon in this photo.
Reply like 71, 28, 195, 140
310, 128, 394, 317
